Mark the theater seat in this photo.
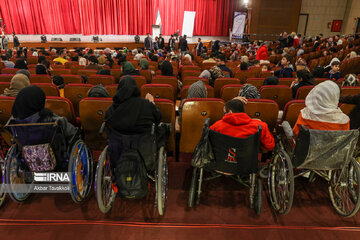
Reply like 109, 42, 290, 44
180, 85, 214, 99
87, 75, 116, 85
244, 99, 279, 131
220, 84, 243, 102
182, 70, 201, 81
62, 75, 83, 85
79, 98, 113, 150
314, 78, 328, 85
105, 84, 118, 97
245, 78, 264, 90
278, 78, 295, 86
140, 70, 152, 83
45, 97, 76, 124
50, 69, 72, 75
64, 84, 93, 115
259, 85, 292, 110
70, 65, 85, 75
152, 76, 177, 94
183, 77, 209, 87
1, 68, 20, 74
154, 99, 176, 156
30, 75, 52, 83
0, 96, 14, 125
0, 74, 14, 83
141, 84, 175, 102
121, 75, 146, 90
179, 98, 225, 154
259, 71, 272, 78
111, 69, 123, 82
214, 78, 241, 98
296, 86, 314, 99
78, 69, 97, 77
28, 68, 36, 75
340, 87, 360, 97
182, 65, 200, 72
340, 103, 356, 116
0, 82, 9, 94
281, 100, 306, 127
234, 71, 258, 83
32, 83, 60, 96
201, 62, 217, 71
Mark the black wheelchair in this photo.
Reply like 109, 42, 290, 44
268, 121, 360, 217
4, 120, 93, 203
95, 123, 170, 215
188, 119, 263, 214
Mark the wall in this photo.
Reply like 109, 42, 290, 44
299, 0, 347, 37
249, 0, 302, 41
342, 0, 360, 35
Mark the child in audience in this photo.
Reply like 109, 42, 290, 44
325, 61, 342, 81
52, 75, 65, 97
274, 54, 293, 78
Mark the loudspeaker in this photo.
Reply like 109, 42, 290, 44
51, 38, 63, 41
70, 38, 81, 42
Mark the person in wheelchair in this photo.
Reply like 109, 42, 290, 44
9, 85, 79, 170
293, 80, 350, 138
210, 99, 275, 152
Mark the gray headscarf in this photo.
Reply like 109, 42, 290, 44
199, 70, 211, 80
16, 69, 31, 79
187, 80, 207, 99
238, 84, 260, 99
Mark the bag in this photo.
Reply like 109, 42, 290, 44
191, 119, 214, 168
138, 134, 157, 172
22, 143, 57, 171
115, 149, 148, 199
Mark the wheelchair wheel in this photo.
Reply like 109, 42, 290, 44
0, 156, 6, 207
156, 146, 168, 216
69, 140, 93, 204
254, 178, 262, 215
329, 158, 360, 217
95, 146, 115, 214
268, 149, 294, 215
188, 167, 199, 208
5, 145, 32, 202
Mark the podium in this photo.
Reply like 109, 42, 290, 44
152, 25, 161, 39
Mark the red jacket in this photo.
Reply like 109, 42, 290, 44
256, 45, 268, 60
210, 112, 275, 151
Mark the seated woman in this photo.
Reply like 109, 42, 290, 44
160, 60, 174, 77
10, 85, 78, 169
293, 80, 350, 138
2, 73, 30, 97
238, 84, 260, 99
290, 69, 315, 99
120, 62, 140, 78
263, 76, 279, 86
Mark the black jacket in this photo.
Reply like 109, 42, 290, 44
291, 80, 314, 99
13, 36, 20, 47
158, 37, 165, 49
340, 94, 360, 129
179, 38, 189, 51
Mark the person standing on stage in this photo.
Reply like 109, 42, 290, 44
196, 38, 203, 56
169, 35, 176, 51
158, 34, 165, 49
179, 35, 189, 55
12, 32, 20, 50
144, 33, 152, 50
153, 36, 159, 50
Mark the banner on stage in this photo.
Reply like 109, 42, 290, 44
232, 12, 247, 39
182, 11, 196, 38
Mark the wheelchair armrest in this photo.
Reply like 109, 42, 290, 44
281, 121, 294, 140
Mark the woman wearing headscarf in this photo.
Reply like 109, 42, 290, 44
178, 80, 207, 124
238, 84, 260, 99
263, 76, 279, 86
199, 70, 211, 81
105, 76, 161, 134
16, 69, 31, 79
120, 62, 140, 78
293, 80, 349, 138
10, 85, 78, 169
2, 74, 30, 97
290, 69, 315, 98
160, 60, 174, 76
139, 59, 149, 70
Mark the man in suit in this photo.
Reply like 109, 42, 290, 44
144, 33, 152, 50
158, 34, 165, 49
12, 32, 20, 50
169, 35, 176, 51
196, 38, 203, 56
179, 35, 189, 54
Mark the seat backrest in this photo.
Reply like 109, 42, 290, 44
77, 69, 97, 77
32, 83, 60, 96
139, 70, 152, 83
152, 76, 177, 94
70, 64, 85, 75
220, 84, 243, 102
244, 99, 279, 131
141, 84, 175, 102
79, 97, 113, 150
62, 75, 83, 85
214, 78, 241, 98
45, 97, 76, 124
87, 75, 116, 85
0, 96, 15, 125
180, 85, 214, 99
201, 62, 217, 71
245, 78, 264, 90
183, 77, 209, 86
28, 68, 36, 75
0, 82, 9, 95
182, 65, 200, 72
341, 87, 360, 97
296, 86, 314, 99
51, 69, 71, 75
64, 84, 93, 116
1, 68, 20, 74
110, 69, 123, 83
278, 78, 295, 86
340, 103, 356, 117
281, 100, 305, 127
30, 75, 52, 83
104, 84, 118, 97
179, 98, 225, 153
0, 74, 14, 83
259, 71, 273, 78
182, 70, 201, 81
234, 71, 258, 83
259, 85, 292, 110
154, 99, 176, 155
120, 75, 146, 90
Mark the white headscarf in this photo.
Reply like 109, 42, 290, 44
326, 57, 340, 68
184, 54, 192, 62
301, 80, 349, 124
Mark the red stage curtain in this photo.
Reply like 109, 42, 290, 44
0, 0, 241, 36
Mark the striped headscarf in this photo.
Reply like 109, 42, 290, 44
187, 80, 207, 99
238, 84, 260, 99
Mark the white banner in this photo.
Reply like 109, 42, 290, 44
182, 11, 196, 37
232, 12, 246, 39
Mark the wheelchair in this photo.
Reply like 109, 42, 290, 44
0, 129, 11, 207
188, 119, 263, 214
268, 121, 360, 217
95, 123, 170, 215
4, 120, 93, 203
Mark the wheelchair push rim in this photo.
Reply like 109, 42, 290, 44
69, 140, 93, 204
0, 155, 6, 207
268, 149, 294, 215
156, 146, 168, 216
95, 146, 115, 214
188, 167, 200, 208
254, 178, 262, 215
329, 158, 360, 217
5, 145, 32, 202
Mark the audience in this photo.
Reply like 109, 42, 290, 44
53, 49, 68, 65
2, 73, 30, 97
290, 69, 315, 98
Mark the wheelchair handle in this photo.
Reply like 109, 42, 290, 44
99, 122, 106, 135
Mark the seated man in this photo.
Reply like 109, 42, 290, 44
210, 99, 275, 152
